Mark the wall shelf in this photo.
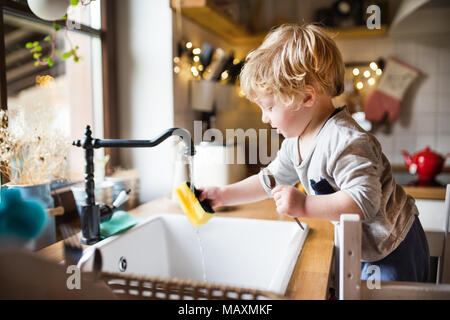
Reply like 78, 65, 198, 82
170, 0, 265, 46
331, 25, 388, 39
171, 0, 388, 46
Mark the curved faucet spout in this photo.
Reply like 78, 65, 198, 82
73, 126, 195, 156
96, 127, 195, 156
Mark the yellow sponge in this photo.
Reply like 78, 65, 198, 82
174, 181, 215, 226
297, 183, 306, 194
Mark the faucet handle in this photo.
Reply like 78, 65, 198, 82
99, 189, 131, 222
112, 189, 131, 209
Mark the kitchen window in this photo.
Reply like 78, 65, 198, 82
0, 0, 118, 180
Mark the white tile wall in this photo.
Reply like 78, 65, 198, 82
335, 34, 450, 165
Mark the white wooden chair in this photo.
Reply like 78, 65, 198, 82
422, 184, 450, 284
442, 185, 450, 283
412, 185, 450, 283
338, 213, 450, 300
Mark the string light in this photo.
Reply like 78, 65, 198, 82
191, 66, 199, 77
221, 70, 229, 81
36, 75, 54, 86
175, 40, 237, 82
351, 61, 383, 93
356, 81, 364, 90
370, 62, 378, 70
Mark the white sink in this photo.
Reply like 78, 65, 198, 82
82, 214, 308, 295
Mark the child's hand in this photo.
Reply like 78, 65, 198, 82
271, 185, 306, 218
198, 186, 224, 209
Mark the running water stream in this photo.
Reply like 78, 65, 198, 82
186, 154, 207, 282
194, 227, 207, 282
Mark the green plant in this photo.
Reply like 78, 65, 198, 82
25, 0, 95, 67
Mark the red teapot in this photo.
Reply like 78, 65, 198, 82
401, 146, 450, 186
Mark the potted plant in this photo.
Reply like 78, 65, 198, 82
0, 99, 71, 250
25, 0, 96, 67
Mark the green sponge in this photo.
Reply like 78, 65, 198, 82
99, 210, 141, 238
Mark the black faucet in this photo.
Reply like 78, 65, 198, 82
73, 125, 195, 244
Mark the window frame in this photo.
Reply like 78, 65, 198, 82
0, 0, 119, 170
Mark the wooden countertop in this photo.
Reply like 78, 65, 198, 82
38, 197, 335, 300
403, 186, 446, 200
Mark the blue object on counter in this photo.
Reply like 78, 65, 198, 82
99, 210, 141, 238
0, 188, 49, 241
4, 183, 54, 208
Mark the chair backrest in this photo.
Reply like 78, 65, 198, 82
441, 184, 450, 283
338, 214, 361, 300
416, 185, 450, 284
338, 214, 450, 300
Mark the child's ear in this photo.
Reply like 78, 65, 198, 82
301, 85, 316, 107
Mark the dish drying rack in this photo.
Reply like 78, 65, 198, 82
97, 271, 286, 300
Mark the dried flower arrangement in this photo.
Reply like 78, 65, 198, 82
0, 105, 71, 186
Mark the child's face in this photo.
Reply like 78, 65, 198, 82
254, 92, 313, 138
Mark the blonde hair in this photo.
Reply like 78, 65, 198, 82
240, 23, 345, 106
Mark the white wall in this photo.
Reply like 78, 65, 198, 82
335, 32, 450, 165
116, 0, 175, 202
